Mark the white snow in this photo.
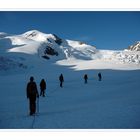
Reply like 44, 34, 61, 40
56, 59, 140, 71
0, 30, 140, 129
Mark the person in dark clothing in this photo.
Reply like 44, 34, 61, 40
59, 74, 64, 88
84, 74, 88, 84
26, 76, 39, 116
40, 79, 46, 97
98, 72, 102, 81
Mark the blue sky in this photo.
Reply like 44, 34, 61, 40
0, 11, 140, 50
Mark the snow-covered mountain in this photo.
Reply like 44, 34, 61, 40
127, 41, 140, 51
0, 30, 97, 60
0, 30, 140, 72
0, 30, 97, 71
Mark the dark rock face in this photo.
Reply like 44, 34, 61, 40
44, 46, 58, 56
53, 34, 63, 45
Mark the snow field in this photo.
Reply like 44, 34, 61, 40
0, 66, 140, 129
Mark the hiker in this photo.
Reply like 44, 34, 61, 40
40, 79, 46, 97
84, 74, 88, 84
26, 76, 39, 116
98, 72, 102, 81
59, 73, 64, 88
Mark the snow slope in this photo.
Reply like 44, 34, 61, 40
0, 60, 140, 129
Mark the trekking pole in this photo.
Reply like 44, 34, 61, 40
37, 97, 39, 115
27, 99, 29, 116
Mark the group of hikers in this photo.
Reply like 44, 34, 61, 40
26, 72, 102, 116
26, 74, 64, 116
26, 77, 46, 115
83, 72, 102, 84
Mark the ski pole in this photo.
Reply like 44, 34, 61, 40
37, 97, 39, 114
27, 98, 29, 115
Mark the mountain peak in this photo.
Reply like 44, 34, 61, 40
23, 30, 45, 37
0, 32, 9, 38
22, 30, 55, 42
127, 41, 140, 51
23, 30, 44, 36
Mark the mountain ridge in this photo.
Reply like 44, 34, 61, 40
0, 30, 140, 72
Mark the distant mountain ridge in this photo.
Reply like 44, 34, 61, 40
0, 30, 140, 71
